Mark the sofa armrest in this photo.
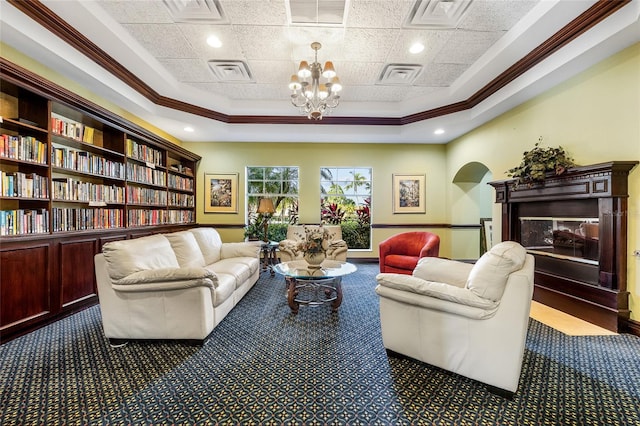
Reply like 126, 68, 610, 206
113, 267, 218, 288
413, 257, 473, 288
221, 242, 260, 259
278, 239, 299, 255
376, 273, 497, 310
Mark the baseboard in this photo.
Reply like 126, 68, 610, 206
623, 318, 640, 337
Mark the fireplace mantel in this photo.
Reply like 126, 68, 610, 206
489, 161, 637, 332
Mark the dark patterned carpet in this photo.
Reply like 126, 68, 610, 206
1, 262, 640, 425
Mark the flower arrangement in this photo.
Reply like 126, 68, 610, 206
297, 225, 329, 255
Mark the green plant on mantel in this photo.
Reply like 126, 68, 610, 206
506, 141, 576, 186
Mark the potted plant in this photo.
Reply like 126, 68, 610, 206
506, 142, 576, 186
244, 214, 264, 241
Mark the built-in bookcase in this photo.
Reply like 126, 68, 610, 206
0, 80, 199, 236
0, 59, 201, 343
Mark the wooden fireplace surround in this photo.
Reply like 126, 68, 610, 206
489, 161, 637, 332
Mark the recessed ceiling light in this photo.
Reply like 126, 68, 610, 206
434, 128, 445, 135
207, 35, 222, 48
184, 126, 194, 132
409, 42, 424, 54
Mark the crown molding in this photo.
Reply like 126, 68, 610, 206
7, 0, 630, 126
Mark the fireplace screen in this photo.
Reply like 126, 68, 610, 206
519, 217, 599, 263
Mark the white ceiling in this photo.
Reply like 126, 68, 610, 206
1, 0, 639, 144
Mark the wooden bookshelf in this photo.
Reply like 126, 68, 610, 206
0, 58, 201, 343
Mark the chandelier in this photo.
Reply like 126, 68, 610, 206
288, 42, 342, 120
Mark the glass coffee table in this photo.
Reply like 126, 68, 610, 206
273, 260, 357, 314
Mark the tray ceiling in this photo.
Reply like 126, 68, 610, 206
1, 0, 638, 143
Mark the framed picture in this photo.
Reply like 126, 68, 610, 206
392, 174, 426, 214
204, 173, 238, 213
480, 218, 493, 254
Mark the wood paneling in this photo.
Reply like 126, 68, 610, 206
0, 244, 50, 329
59, 239, 97, 307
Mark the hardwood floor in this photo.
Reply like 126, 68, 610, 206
529, 301, 617, 336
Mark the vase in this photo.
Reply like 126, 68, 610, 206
303, 251, 325, 269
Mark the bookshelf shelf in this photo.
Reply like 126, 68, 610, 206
0, 58, 201, 343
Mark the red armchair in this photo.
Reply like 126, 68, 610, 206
379, 232, 440, 274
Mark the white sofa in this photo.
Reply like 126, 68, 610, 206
94, 227, 260, 345
278, 225, 348, 262
375, 241, 534, 396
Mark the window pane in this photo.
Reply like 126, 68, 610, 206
247, 166, 299, 235
320, 166, 372, 250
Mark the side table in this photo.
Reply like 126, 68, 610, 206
260, 241, 279, 276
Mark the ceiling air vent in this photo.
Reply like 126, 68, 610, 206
207, 61, 254, 83
163, 0, 226, 23
377, 64, 423, 86
405, 0, 473, 29
286, 0, 349, 26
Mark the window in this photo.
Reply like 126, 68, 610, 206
320, 167, 371, 249
246, 167, 299, 241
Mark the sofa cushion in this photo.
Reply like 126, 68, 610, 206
189, 228, 223, 265
211, 273, 236, 307
165, 231, 206, 268
466, 241, 527, 301
102, 234, 179, 281
384, 254, 420, 271
413, 257, 473, 288
207, 259, 252, 289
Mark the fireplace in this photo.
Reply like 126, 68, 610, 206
489, 161, 637, 332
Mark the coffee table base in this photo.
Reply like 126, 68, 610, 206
286, 276, 343, 314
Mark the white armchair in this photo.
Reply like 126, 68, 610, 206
375, 241, 534, 396
278, 225, 348, 262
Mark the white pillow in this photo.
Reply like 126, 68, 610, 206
189, 228, 223, 265
466, 241, 526, 301
165, 231, 206, 268
102, 234, 179, 281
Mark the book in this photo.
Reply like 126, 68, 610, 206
82, 126, 95, 144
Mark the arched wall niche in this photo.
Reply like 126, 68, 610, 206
450, 162, 493, 260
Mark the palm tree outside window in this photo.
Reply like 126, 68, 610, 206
246, 166, 299, 241
320, 167, 372, 249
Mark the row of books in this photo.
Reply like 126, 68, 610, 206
51, 114, 96, 144
52, 177, 125, 203
52, 146, 125, 179
126, 209, 194, 226
52, 207, 124, 232
126, 163, 167, 186
0, 207, 195, 235
167, 210, 194, 224
0, 209, 49, 235
126, 139, 163, 166
126, 186, 168, 205
0, 134, 47, 164
1, 171, 49, 198
169, 192, 195, 207
168, 174, 194, 191
127, 209, 169, 226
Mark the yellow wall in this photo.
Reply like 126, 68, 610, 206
5, 36, 639, 315
182, 141, 451, 258
446, 42, 640, 320
0, 42, 181, 145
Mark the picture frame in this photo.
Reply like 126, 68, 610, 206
480, 218, 493, 254
204, 173, 238, 213
392, 174, 426, 214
